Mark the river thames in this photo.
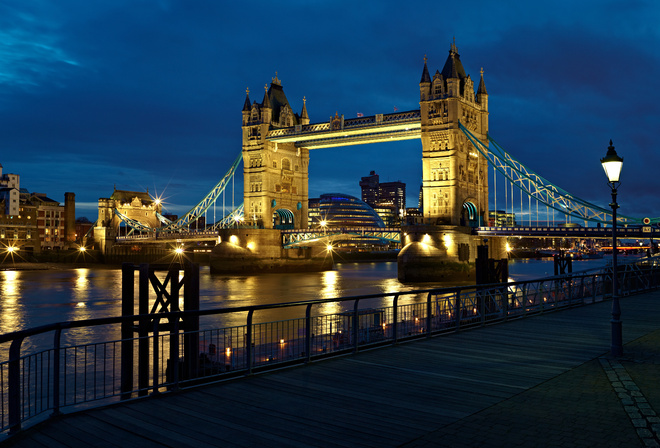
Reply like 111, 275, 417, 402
0, 256, 623, 337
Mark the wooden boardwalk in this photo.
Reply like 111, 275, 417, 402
5, 291, 660, 447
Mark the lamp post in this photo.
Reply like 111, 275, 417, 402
601, 140, 623, 357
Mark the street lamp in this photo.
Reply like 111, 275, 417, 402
601, 139, 623, 357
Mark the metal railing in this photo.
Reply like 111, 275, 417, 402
2, 256, 660, 435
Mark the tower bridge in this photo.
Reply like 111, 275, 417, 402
96, 40, 655, 280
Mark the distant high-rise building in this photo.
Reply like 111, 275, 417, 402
359, 171, 379, 206
489, 210, 516, 227
359, 171, 406, 223
379, 181, 406, 216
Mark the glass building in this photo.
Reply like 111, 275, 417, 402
308, 193, 385, 228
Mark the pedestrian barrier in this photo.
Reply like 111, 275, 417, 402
1, 256, 659, 435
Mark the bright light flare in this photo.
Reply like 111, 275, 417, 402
326, 244, 333, 252
174, 247, 184, 255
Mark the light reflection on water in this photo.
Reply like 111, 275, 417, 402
0, 258, 616, 356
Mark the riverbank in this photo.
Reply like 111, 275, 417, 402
0, 262, 116, 271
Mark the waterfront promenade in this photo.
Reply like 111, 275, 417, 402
4, 290, 660, 447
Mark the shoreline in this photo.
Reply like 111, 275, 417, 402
0, 262, 118, 271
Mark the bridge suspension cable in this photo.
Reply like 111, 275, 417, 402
459, 123, 652, 226
113, 152, 244, 233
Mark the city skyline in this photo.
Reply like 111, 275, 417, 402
1, 1, 659, 221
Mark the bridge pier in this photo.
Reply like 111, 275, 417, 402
397, 225, 506, 282
210, 228, 333, 274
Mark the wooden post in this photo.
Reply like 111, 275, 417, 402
138, 264, 150, 396
120, 263, 135, 400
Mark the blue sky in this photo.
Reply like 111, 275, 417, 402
1, 0, 659, 222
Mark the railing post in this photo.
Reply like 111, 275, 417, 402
502, 285, 509, 321
479, 289, 486, 326
246, 309, 254, 374
592, 275, 596, 303
305, 304, 313, 363
392, 295, 399, 344
52, 328, 62, 417
152, 317, 160, 394
426, 292, 433, 337
455, 290, 461, 332
183, 263, 200, 381
8, 337, 24, 434
120, 263, 135, 400
171, 316, 180, 389
353, 300, 360, 353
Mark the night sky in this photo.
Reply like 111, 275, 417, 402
1, 0, 659, 222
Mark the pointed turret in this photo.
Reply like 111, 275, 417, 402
261, 84, 272, 124
420, 55, 431, 83
261, 84, 271, 109
300, 96, 309, 125
420, 55, 431, 101
477, 68, 488, 110
242, 88, 251, 125
243, 88, 251, 111
477, 68, 488, 95
441, 40, 466, 97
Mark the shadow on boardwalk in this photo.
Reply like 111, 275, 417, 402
5, 291, 660, 448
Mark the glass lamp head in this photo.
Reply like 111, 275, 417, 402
601, 140, 623, 183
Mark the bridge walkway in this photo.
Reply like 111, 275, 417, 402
5, 291, 660, 447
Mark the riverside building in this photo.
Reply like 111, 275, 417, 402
0, 162, 76, 254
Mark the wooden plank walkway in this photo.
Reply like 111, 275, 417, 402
5, 291, 660, 447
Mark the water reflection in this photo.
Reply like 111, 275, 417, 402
0, 258, 613, 343
0, 270, 21, 334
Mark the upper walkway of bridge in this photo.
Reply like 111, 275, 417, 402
6, 289, 660, 447
266, 110, 422, 149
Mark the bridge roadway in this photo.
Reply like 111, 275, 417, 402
6, 291, 660, 447
474, 225, 660, 239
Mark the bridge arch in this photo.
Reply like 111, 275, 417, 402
273, 208, 295, 229
462, 201, 480, 227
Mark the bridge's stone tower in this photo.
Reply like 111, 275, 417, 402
241, 75, 310, 229
419, 42, 489, 226
94, 189, 162, 252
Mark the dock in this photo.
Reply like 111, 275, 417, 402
4, 290, 660, 447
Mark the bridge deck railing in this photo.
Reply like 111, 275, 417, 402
2, 257, 660, 435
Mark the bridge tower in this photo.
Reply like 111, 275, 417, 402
419, 41, 489, 226
241, 75, 310, 229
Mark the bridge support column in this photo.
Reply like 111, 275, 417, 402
398, 225, 506, 282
